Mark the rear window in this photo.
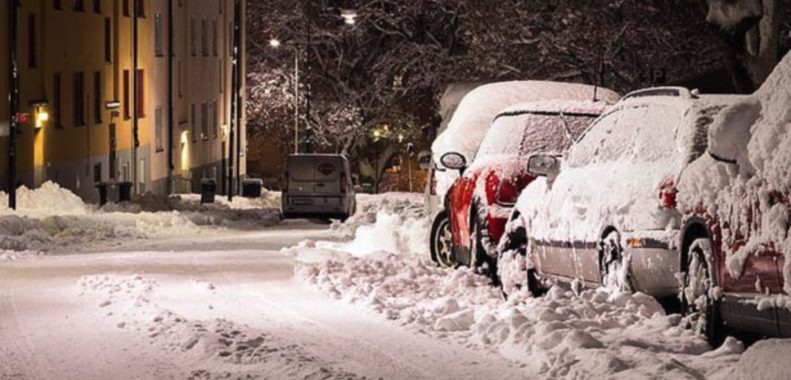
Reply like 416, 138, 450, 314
477, 112, 599, 158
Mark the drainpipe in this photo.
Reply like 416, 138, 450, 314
167, 0, 174, 194
234, 0, 242, 194
132, 0, 139, 194
7, 0, 19, 209
228, 0, 239, 201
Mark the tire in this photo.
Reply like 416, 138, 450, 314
430, 211, 454, 268
470, 214, 499, 286
599, 230, 632, 293
681, 238, 723, 346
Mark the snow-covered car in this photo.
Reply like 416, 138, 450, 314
428, 81, 619, 267
675, 52, 791, 343
497, 87, 744, 298
437, 101, 611, 278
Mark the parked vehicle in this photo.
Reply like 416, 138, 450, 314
281, 154, 356, 220
427, 81, 619, 268
674, 52, 791, 343
497, 87, 744, 298
439, 101, 611, 279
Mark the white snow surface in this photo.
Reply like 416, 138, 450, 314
290, 192, 790, 379
431, 81, 619, 198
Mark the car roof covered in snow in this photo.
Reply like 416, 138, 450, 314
494, 100, 612, 121
432, 81, 620, 163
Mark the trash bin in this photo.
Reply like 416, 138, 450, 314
201, 178, 217, 204
96, 183, 109, 206
118, 182, 133, 202
242, 178, 263, 198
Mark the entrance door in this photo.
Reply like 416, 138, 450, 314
109, 123, 117, 180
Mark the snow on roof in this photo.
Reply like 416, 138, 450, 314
495, 100, 612, 118
432, 81, 620, 162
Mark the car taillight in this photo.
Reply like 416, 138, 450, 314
658, 177, 677, 209
340, 172, 347, 193
430, 170, 437, 195
496, 178, 519, 206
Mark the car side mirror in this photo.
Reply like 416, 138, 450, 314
417, 150, 433, 170
440, 152, 467, 174
528, 154, 560, 178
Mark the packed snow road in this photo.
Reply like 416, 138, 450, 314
0, 224, 523, 380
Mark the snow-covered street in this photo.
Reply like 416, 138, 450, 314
0, 229, 525, 380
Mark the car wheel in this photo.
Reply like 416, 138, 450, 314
430, 211, 454, 268
498, 220, 528, 297
599, 230, 632, 293
470, 215, 499, 285
681, 238, 722, 346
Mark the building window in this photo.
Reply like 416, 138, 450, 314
93, 0, 100, 13
201, 103, 209, 140
53, 0, 62, 10
155, 107, 163, 151
73, 72, 86, 126
135, 0, 145, 17
135, 70, 145, 117
122, 0, 130, 17
154, 13, 163, 57
104, 18, 112, 63
191, 18, 196, 56
74, 0, 84, 11
53, 73, 62, 128
28, 14, 37, 68
212, 19, 218, 57
212, 101, 218, 138
94, 71, 102, 124
201, 19, 208, 57
191, 104, 197, 142
123, 70, 130, 119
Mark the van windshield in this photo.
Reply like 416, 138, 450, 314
477, 112, 598, 157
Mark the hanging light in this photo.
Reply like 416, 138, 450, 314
340, 9, 357, 25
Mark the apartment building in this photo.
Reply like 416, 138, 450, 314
0, 0, 246, 203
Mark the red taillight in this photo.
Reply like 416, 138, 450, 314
658, 177, 677, 209
496, 179, 519, 206
340, 172, 347, 193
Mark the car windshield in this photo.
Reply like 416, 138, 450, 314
477, 112, 599, 158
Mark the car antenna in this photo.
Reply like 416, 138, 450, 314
593, 85, 599, 103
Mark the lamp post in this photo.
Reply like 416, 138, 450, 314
7, 0, 19, 209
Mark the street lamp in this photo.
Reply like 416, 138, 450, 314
340, 9, 358, 25
269, 39, 300, 154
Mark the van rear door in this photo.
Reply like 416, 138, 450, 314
287, 155, 314, 194
313, 156, 342, 195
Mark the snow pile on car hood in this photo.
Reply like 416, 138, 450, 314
431, 81, 619, 198
297, 252, 748, 378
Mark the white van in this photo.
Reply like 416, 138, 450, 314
281, 154, 356, 220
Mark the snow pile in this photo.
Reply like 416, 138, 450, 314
0, 182, 93, 217
170, 191, 282, 211
431, 81, 619, 198
297, 253, 743, 378
0, 182, 281, 254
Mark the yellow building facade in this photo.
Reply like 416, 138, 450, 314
1, 0, 246, 202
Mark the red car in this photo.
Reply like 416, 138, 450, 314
677, 53, 791, 343
439, 101, 611, 279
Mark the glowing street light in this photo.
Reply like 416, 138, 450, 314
340, 9, 357, 25
269, 38, 282, 48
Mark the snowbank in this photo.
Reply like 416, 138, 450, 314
297, 253, 742, 379
0, 181, 281, 254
